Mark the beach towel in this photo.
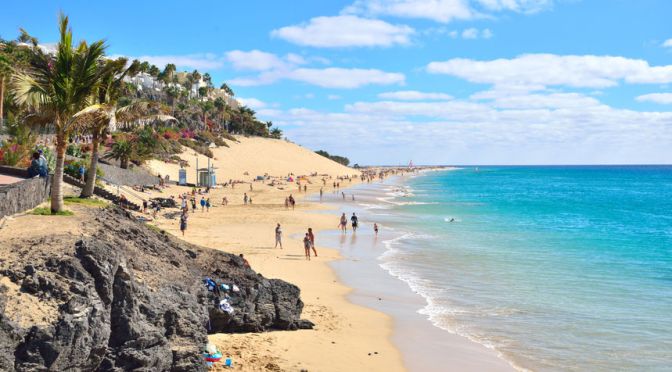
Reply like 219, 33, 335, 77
219, 299, 234, 314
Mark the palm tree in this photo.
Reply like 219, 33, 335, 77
106, 136, 133, 169
200, 100, 214, 130
75, 57, 137, 197
0, 54, 10, 128
213, 97, 230, 132
220, 83, 234, 96
11, 13, 107, 213
77, 59, 176, 197
162, 63, 176, 84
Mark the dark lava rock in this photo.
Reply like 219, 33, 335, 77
0, 207, 313, 371
150, 197, 177, 208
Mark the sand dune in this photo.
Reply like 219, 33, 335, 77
147, 136, 358, 185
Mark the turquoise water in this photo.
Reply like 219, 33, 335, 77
374, 166, 672, 371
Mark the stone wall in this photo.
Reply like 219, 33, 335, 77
0, 169, 51, 218
96, 162, 159, 187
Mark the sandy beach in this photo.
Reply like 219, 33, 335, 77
140, 137, 404, 371
137, 137, 511, 371
0, 136, 513, 371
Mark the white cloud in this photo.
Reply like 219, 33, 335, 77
285, 53, 308, 65
662, 39, 672, 48
343, 0, 553, 23
427, 54, 672, 88
475, 0, 552, 13
462, 27, 480, 39
476, 92, 602, 109
288, 68, 405, 88
225, 50, 290, 71
343, 0, 476, 23
129, 53, 226, 70
378, 90, 453, 100
236, 97, 267, 109
328, 94, 342, 100
636, 93, 672, 104
271, 15, 414, 47
425, 27, 493, 39
267, 95, 672, 165
226, 52, 406, 89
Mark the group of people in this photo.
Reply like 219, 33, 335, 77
284, 194, 296, 210
339, 212, 379, 235
339, 212, 359, 232
274, 223, 317, 260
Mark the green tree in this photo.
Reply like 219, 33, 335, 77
0, 54, 10, 127
200, 100, 214, 130
106, 135, 132, 169
11, 13, 107, 213
270, 127, 283, 139
220, 83, 234, 96
148, 64, 160, 77
162, 63, 176, 84
76, 57, 142, 197
139, 60, 150, 73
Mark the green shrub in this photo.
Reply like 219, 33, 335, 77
66, 143, 83, 157
179, 138, 213, 158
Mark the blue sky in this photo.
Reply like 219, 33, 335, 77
2, 0, 671, 165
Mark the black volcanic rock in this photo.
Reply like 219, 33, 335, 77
0, 207, 313, 371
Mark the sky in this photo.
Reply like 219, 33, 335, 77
1, 0, 671, 165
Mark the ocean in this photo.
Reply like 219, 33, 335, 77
320, 166, 672, 371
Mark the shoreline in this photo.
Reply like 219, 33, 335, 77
139, 142, 509, 371
310, 172, 515, 371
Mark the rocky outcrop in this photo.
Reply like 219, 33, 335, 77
0, 207, 313, 371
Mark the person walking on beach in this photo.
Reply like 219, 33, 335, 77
284, 197, 289, 209
179, 210, 188, 236
339, 213, 348, 233
308, 228, 317, 257
206, 198, 211, 212
191, 197, 197, 213
320, 188, 323, 201
374, 223, 379, 235
243, 193, 248, 205
142, 200, 148, 214
351, 213, 359, 232
303, 233, 312, 260
275, 223, 283, 249
304, 185, 307, 193
222, 197, 228, 206
289, 194, 295, 210
200, 197, 206, 212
